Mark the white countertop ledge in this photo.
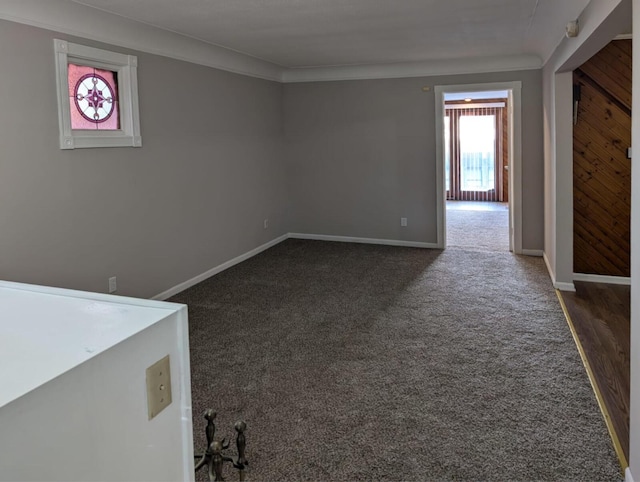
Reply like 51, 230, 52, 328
0, 280, 182, 409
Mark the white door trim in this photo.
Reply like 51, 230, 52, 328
434, 81, 523, 253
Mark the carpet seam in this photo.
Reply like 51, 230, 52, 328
555, 289, 628, 472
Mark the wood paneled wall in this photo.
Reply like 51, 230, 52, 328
573, 39, 631, 278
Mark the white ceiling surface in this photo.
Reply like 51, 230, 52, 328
72, 0, 591, 69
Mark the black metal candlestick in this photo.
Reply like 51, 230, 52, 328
194, 410, 249, 481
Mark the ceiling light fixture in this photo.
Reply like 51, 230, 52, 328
464, 98, 472, 102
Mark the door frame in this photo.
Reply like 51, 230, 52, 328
434, 81, 523, 253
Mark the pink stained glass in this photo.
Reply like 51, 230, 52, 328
68, 63, 120, 130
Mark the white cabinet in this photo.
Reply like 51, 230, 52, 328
0, 281, 194, 481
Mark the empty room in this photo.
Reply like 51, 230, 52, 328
1, 0, 639, 480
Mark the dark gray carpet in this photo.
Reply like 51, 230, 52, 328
171, 239, 620, 481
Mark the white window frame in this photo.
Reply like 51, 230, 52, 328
54, 39, 142, 149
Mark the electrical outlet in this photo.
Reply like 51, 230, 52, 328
108, 276, 117, 293
401, 217, 408, 227
146, 355, 172, 420
264, 218, 269, 229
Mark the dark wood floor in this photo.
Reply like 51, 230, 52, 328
559, 281, 630, 467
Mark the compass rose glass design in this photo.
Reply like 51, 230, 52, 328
68, 63, 120, 130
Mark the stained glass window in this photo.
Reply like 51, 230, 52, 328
68, 63, 120, 130
55, 39, 141, 149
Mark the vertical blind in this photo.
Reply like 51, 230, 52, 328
445, 105, 506, 202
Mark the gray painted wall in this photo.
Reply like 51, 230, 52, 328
0, 20, 287, 299
0, 18, 546, 301
283, 70, 544, 250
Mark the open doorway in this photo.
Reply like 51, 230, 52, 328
444, 91, 510, 251
434, 81, 523, 253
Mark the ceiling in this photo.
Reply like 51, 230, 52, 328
72, 0, 591, 69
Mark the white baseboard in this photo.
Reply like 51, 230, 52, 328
573, 273, 631, 286
152, 234, 288, 301
626, 467, 635, 482
152, 237, 579, 302
521, 249, 543, 257
543, 252, 576, 292
288, 232, 439, 249
543, 251, 555, 283
554, 281, 576, 291
152, 231, 499, 300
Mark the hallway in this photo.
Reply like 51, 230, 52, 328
446, 201, 509, 252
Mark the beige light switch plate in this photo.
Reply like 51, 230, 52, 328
146, 355, 172, 420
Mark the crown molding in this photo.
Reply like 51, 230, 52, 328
281, 55, 542, 83
1, 1, 543, 84
0, 0, 284, 82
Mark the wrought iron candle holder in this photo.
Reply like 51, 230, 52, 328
194, 409, 248, 481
